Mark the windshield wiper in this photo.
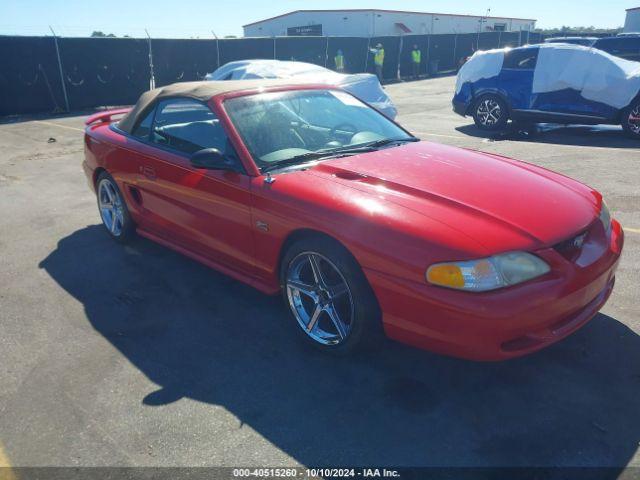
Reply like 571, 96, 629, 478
260, 137, 420, 173
356, 136, 420, 149
260, 151, 346, 173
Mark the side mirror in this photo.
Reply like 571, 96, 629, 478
190, 148, 237, 171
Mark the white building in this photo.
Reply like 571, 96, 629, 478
624, 7, 640, 32
243, 9, 536, 37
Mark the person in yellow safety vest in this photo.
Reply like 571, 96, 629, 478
411, 44, 421, 80
369, 43, 385, 82
334, 49, 345, 72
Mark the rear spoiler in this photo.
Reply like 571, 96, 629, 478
85, 108, 132, 126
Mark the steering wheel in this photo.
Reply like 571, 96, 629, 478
330, 122, 359, 138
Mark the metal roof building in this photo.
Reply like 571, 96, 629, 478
624, 7, 640, 33
243, 9, 536, 37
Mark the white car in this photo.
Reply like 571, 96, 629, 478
206, 60, 397, 119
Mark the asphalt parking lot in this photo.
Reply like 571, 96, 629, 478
1, 75, 639, 471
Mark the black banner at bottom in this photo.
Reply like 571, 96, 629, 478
1, 467, 640, 480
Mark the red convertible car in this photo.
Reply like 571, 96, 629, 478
83, 80, 624, 361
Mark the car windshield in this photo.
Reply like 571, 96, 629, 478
224, 89, 415, 171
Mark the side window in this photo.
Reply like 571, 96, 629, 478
151, 98, 231, 156
132, 108, 154, 139
503, 48, 539, 70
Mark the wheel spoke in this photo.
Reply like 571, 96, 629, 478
287, 280, 317, 299
325, 303, 347, 340
105, 184, 115, 204
286, 251, 353, 346
330, 282, 348, 299
306, 305, 322, 332
100, 196, 111, 207
308, 254, 327, 288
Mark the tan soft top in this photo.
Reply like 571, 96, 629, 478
117, 79, 324, 133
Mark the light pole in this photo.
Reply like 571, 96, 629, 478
476, 7, 491, 51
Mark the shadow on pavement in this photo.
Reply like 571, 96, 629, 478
39, 225, 640, 469
456, 123, 640, 149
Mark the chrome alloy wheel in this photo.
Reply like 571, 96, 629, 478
286, 252, 354, 345
98, 178, 125, 237
477, 98, 502, 126
627, 105, 640, 135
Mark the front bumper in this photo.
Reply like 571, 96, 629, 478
365, 219, 624, 361
452, 99, 468, 117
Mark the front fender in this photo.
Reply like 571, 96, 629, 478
471, 86, 514, 116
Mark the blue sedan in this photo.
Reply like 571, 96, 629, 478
452, 44, 640, 138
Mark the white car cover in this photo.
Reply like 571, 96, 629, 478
455, 44, 640, 110
533, 44, 640, 109
455, 48, 505, 94
206, 60, 397, 119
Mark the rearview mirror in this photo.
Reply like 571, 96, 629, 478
190, 148, 237, 171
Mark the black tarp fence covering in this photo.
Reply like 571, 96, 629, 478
398, 35, 429, 77
275, 36, 326, 66
218, 37, 273, 65
326, 37, 369, 73
57, 37, 149, 110
368, 36, 400, 80
0, 36, 66, 115
0, 31, 544, 116
453, 34, 478, 69
152, 39, 219, 86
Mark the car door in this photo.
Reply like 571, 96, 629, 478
531, 46, 617, 120
498, 47, 538, 114
131, 97, 256, 276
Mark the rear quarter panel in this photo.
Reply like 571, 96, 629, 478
84, 123, 144, 222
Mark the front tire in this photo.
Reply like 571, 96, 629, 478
280, 236, 381, 355
96, 172, 135, 243
472, 94, 509, 131
621, 99, 640, 139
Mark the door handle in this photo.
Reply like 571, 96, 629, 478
141, 165, 156, 180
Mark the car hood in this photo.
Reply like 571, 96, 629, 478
304, 141, 599, 253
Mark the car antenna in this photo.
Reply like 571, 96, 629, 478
264, 172, 275, 184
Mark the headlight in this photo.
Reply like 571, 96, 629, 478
599, 201, 611, 238
426, 252, 550, 292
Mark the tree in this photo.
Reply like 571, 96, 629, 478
534, 26, 622, 36
91, 31, 117, 38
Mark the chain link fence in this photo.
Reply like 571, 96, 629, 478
0, 31, 543, 115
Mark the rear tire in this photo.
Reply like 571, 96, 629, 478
96, 171, 135, 243
621, 99, 640, 139
472, 94, 509, 131
280, 236, 382, 355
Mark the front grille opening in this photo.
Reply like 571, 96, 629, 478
553, 225, 593, 262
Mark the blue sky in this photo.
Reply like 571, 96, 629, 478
1, 0, 637, 37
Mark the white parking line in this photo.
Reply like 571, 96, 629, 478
418, 132, 465, 140
625, 227, 640, 234
0, 442, 15, 480
34, 120, 84, 132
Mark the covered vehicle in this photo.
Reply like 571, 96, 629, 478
593, 35, 640, 62
453, 44, 640, 138
544, 37, 597, 47
82, 79, 622, 361
205, 59, 397, 119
